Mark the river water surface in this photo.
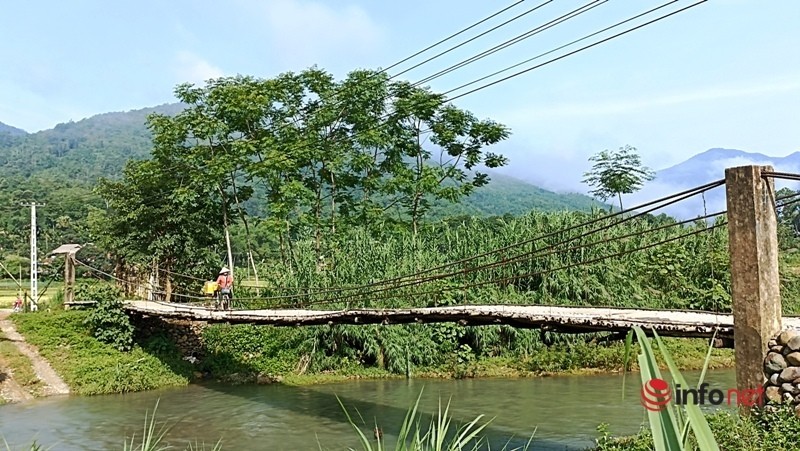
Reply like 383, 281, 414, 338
0, 369, 736, 450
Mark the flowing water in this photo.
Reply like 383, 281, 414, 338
0, 369, 736, 450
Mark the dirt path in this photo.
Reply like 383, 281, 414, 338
0, 310, 69, 402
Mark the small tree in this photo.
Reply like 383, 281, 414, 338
582, 145, 655, 211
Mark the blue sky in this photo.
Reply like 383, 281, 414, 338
2, 0, 799, 192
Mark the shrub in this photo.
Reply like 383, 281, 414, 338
81, 284, 134, 352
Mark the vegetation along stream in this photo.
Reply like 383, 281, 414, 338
0, 369, 736, 450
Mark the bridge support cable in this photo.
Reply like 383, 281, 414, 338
143, 179, 726, 309
726, 166, 782, 414
239, 180, 726, 307
297, 209, 728, 309
295, 219, 727, 310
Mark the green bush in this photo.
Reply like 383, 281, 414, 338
81, 284, 134, 352
201, 324, 306, 377
594, 404, 800, 451
12, 311, 190, 395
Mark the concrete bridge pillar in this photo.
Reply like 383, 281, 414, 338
725, 165, 782, 413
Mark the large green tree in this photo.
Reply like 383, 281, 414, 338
582, 145, 655, 211
88, 158, 224, 300
144, 67, 510, 262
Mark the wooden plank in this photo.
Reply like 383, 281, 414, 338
124, 300, 800, 339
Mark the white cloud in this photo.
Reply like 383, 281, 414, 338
175, 51, 225, 85
256, 0, 384, 68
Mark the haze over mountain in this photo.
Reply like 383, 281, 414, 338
628, 147, 800, 219
0, 103, 602, 216
6, 102, 792, 220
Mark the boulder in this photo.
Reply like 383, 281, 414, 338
766, 386, 782, 403
779, 330, 799, 346
787, 352, 800, 366
765, 352, 787, 373
782, 383, 799, 396
256, 373, 274, 385
780, 367, 800, 383
769, 373, 781, 386
789, 335, 800, 352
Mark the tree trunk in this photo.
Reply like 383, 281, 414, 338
617, 192, 624, 212
231, 173, 259, 295
218, 184, 234, 273
411, 192, 422, 235
330, 171, 336, 234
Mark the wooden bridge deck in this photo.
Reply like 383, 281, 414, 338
125, 300, 800, 339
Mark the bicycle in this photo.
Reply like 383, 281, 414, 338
216, 289, 232, 310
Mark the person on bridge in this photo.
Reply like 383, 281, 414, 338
216, 267, 233, 299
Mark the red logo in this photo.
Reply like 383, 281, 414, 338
641, 378, 672, 411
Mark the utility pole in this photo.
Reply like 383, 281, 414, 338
21, 202, 45, 311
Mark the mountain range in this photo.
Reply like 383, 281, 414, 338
0, 121, 27, 136
625, 147, 800, 219
0, 104, 603, 216
2, 103, 796, 219
656, 147, 800, 185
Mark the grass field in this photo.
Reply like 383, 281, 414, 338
0, 279, 63, 308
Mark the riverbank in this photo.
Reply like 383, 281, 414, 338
593, 403, 800, 451
0, 309, 70, 403
1, 309, 736, 397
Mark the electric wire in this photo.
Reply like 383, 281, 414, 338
413, 0, 611, 87
447, 0, 708, 101
441, 0, 679, 96
389, 0, 556, 80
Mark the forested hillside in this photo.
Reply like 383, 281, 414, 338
0, 103, 184, 181
0, 121, 27, 136
0, 98, 603, 269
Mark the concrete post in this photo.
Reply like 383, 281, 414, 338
725, 165, 782, 413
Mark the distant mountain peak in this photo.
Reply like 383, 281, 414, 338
0, 121, 28, 136
656, 148, 800, 187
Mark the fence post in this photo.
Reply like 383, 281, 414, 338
725, 165, 781, 413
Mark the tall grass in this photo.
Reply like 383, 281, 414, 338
228, 211, 733, 313
631, 326, 720, 451
337, 390, 534, 451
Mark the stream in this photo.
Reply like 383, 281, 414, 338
0, 369, 737, 450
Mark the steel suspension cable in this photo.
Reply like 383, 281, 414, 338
278, 207, 728, 308
230, 179, 726, 303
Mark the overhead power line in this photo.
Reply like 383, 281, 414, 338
447, 0, 709, 101
390, 0, 556, 79
441, 0, 680, 96
413, 0, 610, 87
381, 0, 529, 74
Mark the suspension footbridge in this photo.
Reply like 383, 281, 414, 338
124, 300, 800, 340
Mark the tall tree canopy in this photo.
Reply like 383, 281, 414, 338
144, 67, 510, 254
88, 67, 510, 290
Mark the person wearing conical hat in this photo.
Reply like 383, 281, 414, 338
216, 267, 233, 300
